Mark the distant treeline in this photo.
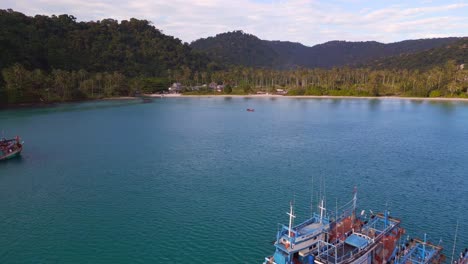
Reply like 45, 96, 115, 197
0, 9, 467, 106
1, 64, 173, 104
188, 62, 468, 98
2, 59, 467, 105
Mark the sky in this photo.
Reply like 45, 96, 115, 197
2, 0, 468, 46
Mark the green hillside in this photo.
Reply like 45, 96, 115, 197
0, 9, 211, 104
191, 31, 461, 69
364, 38, 468, 70
190, 30, 279, 67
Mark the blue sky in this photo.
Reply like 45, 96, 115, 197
2, 0, 467, 46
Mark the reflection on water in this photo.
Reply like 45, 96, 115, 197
0, 99, 141, 119
0, 155, 24, 170
330, 98, 342, 106
410, 99, 425, 105
368, 98, 381, 110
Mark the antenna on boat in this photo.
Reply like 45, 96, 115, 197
319, 198, 326, 224
310, 175, 314, 218
335, 197, 338, 220
422, 233, 427, 261
450, 219, 459, 264
353, 186, 357, 211
352, 187, 357, 224
287, 201, 296, 238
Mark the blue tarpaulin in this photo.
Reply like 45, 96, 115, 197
345, 234, 369, 249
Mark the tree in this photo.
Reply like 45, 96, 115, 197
2, 64, 30, 104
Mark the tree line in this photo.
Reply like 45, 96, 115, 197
183, 61, 467, 98
2, 60, 467, 105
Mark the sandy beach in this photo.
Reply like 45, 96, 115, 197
160, 94, 468, 102
103, 94, 468, 102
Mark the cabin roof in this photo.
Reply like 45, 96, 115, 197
345, 234, 369, 249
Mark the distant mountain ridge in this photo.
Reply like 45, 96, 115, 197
190, 31, 462, 69
363, 37, 468, 70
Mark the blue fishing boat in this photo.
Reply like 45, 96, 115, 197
394, 234, 445, 264
263, 200, 330, 264
263, 189, 446, 264
315, 210, 404, 264
264, 192, 357, 264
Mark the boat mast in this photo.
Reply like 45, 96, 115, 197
287, 201, 296, 238
451, 220, 459, 263
353, 187, 357, 213
422, 233, 427, 261
319, 198, 326, 224
310, 175, 314, 218
352, 187, 357, 224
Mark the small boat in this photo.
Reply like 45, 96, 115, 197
0, 136, 23, 161
247, 108, 255, 112
142, 97, 153, 103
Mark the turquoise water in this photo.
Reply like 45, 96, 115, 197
0, 97, 467, 263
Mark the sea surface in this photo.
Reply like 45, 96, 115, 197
0, 97, 467, 263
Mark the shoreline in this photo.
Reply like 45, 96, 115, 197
102, 96, 138, 100
159, 94, 468, 102
3, 94, 468, 110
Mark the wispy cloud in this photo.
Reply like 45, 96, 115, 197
2, 0, 467, 45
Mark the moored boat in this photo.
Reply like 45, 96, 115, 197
0, 136, 23, 161
394, 234, 445, 264
263, 189, 446, 264
315, 210, 405, 264
264, 191, 358, 264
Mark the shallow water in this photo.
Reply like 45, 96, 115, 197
0, 97, 467, 263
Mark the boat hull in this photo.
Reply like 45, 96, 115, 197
0, 147, 22, 161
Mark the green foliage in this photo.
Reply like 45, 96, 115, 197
191, 31, 279, 67
238, 80, 252, 94
0, 10, 211, 76
0, 64, 138, 103
304, 87, 323, 95
224, 85, 233, 94
287, 88, 305, 95
366, 38, 468, 70
206, 66, 467, 99
429, 90, 442, 97
133, 77, 170, 94
0, 9, 213, 105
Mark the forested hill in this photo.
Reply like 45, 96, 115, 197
189, 31, 280, 67
191, 31, 461, 68
0, 9, 210, 76
363, 38, 468, 70
0, 9, 216, 105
